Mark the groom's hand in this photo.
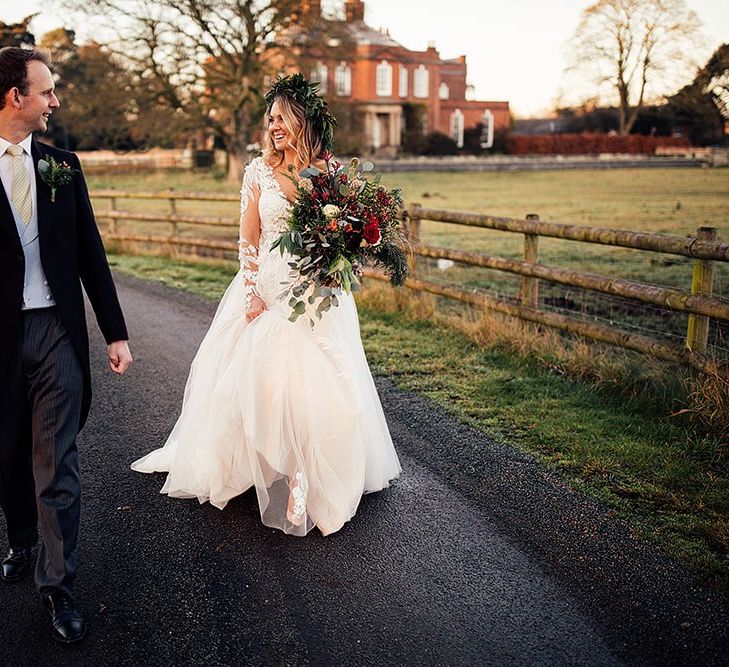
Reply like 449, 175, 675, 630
108, 340, 133, 375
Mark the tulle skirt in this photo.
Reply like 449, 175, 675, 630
131, 268, 401, 536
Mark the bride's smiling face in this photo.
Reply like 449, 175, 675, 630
268, 101, 292, 151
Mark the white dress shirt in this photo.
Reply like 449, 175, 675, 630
0, 134, 56, 309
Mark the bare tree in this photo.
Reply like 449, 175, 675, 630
60, 0, 348, 180
567, 0, 703, 135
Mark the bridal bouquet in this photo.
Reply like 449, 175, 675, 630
273, 157, 409, 323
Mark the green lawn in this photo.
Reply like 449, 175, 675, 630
90, 167, 729, 356
107, 251, 729, 598
89, 167, 729, 291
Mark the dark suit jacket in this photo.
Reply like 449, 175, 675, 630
0, 137, 128, 433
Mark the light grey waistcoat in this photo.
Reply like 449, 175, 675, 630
12, 202, 56, 310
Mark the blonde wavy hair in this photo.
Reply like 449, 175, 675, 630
261, 94, 327, 173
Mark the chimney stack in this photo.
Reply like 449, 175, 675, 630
345, 0, 365, 22
300, 0, 322, 17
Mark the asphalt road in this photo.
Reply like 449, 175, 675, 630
1, 273, 727, 666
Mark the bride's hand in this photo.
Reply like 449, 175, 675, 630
246, 294, 267, 323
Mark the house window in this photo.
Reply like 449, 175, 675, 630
439, 82, 449, 100
399, 66, 408, 97
480, 109, 495, 149
311, 62, 328, 94
414, 65, 429, 98
450, 109, 464, 148
376, 60, 392, 97
335, 62, 351, 96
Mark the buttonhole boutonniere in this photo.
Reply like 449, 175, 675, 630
37, 155, 76, 203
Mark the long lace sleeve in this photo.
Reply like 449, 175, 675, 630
238, 160, 261, 312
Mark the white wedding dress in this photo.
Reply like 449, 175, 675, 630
131, 157, 401, 536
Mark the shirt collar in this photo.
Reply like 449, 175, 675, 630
0, 133, 33, 157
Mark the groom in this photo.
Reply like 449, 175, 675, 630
0, 47, 132, 643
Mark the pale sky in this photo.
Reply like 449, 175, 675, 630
2, 0, 728, 117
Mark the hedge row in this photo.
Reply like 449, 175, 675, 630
506, 133, 691, 155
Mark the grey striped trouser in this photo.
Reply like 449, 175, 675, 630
0, 307, 83, 595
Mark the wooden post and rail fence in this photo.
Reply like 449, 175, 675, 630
91, 190, 728, 374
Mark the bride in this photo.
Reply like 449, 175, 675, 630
131, 75, 401, 536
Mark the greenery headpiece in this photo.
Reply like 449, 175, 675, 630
265, 73, 338, 152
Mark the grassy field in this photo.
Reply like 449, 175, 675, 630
90, 167, 729, 355
89, 167, 729, 289
106, 251, 729, 597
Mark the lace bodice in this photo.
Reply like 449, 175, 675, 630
238, 157, 294, 310
240, 157, 291, 251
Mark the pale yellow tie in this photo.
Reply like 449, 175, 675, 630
6, 144, 32, 226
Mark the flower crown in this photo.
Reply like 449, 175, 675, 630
264, 73, 338, 151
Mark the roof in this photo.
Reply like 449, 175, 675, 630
346, 20, 404, 48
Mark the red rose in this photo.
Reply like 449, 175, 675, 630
363, 221, 381, 245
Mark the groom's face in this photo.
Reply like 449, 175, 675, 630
18, 61, 60, 134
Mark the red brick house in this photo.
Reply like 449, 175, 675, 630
290, 0, 510, 152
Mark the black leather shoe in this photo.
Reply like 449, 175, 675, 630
1, 547, 32, 581
42, 591, 87, 644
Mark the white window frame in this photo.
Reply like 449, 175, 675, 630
311, 61, 328, 94
480, 109, 495, 149
439, 82, 449, 100
376, 60, 393, 97
335, 62, 351, 96
450, 109, 464, 148
414, 65, 429, 98
398, 66, 408, 97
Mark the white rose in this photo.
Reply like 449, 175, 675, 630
300, 178, 314, 192
322, 204, 340, 219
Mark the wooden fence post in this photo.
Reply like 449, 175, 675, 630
407, 203, 422, 275
521, 214, 539, 308
686, 226, 717, 353
109, 197, 117, 234
169, 194, 178, 236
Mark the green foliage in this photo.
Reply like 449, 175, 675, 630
422, 131, 459, 156
37, 154, 77, 202
327, 99, 366, 156
667, 43, 729, 146
272, 157, 408, 324
400, 103, 427, 154
40, 30, 183, 151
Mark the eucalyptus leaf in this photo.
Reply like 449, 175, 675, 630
362, 161, 374, 172
339, 183, 349, 196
